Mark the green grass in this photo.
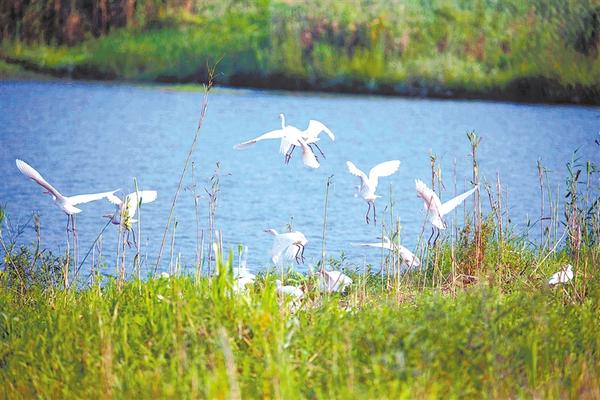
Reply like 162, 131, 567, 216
2, 0, 599, 103
1, 240, 599, 399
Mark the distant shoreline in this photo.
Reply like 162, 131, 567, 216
2, 55, 598, 106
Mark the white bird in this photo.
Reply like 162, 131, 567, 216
233, 113, 332, 168
16, 159, 118, 216
415, 179, 478, 244
276, 280, 304, 298
346, 160, 400, 224
352, 236, 421, 270
104, 190, 157, 230
265, 229, 308, 264
233, 275, 255, 293
318, 269, 353, 293
548, 264, 574, 286
278, 114, 335, 161
233, 246, 256, 280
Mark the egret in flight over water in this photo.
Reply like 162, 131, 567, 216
352, 235, 421, 270
104, 190, 157, 246
415, 179, 478, 245
346, 160, 400, 225
105, 190, 157, 229
265, 228, 308, 264
233, 114, 333, 168
277, 113, 335, 162
15, 158, 117, 239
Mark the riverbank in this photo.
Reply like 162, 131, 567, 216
1, 245, 599, 398
2, 0, 599, 105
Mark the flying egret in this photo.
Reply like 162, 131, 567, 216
104, 190, 156, 247
265, 229, 308, 264
318, 269, 353, 293
352, 235, 421, 270
15, 159, 118, 273
548, 264, 573, 286
415, 179, 478, 245
233, 113, 328, 168
277, 113, 335, 162
346, 160, 401, 224
276, 280, 304, 298
16, 159, 118, 217
104, 190, 157, 229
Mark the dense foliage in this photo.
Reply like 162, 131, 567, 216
1, 0, 599, 102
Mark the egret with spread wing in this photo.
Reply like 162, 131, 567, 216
415, 179, 478, 245
346, 160, 400, 224
265, 228, 308, 265
352, 235, 420, 270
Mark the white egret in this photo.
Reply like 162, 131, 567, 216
233, 246, 256, 280
277, 114, 335, 162
352, 236, 420, 270
233, 113, 330, 168
548, 264, 573, 286
276, 280, 304, 298
265, 229, 308, 264
15, 159, 118, 273
318, 269, 353, 293
104, 190, 157, 230
346, 160, 400, 224
16, 159, 118, 217
415, 179, 478, 245
104, 190, 156, 249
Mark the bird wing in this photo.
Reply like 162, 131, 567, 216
368, 160, 400, 189
305, 119, 335, 141
346, 161, 369, 186
68, 189, 119, 205
270, 235, 297, 264
298, 139, 320, 168
233, 129, 287, 150
415, 179, 442, 214
16, 159, 65, 200
123, 190, 158, 216
397, 245, 420, 267
439, 185, 478, 216
106, 192, 123, 206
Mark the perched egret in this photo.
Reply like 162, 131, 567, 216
265, 229, 308, 264
233, 114, 327, 168
233, 246, 256, 280
346, 160, 400, 224
318, 269, 353, 293
415, 179, 478, 245
276, 280, 304, 298
548, 264, 573, 286
352, 236, 420, 270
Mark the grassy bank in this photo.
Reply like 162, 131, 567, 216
1, 0, 599, 104
1, 246, 599, 399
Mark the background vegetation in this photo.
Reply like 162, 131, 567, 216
1, 0, 599, 103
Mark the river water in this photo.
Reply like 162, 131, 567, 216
1, 80, 598, 275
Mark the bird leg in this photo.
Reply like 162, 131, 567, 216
309, 143, 326, 159
432, 229, 440, 247
373, 203, 377, 226
365, 203, 372, 224
294, 245, 302, 264
299, 244, 306, 263
285, 145, 296, 164
427, 228, 435, 247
